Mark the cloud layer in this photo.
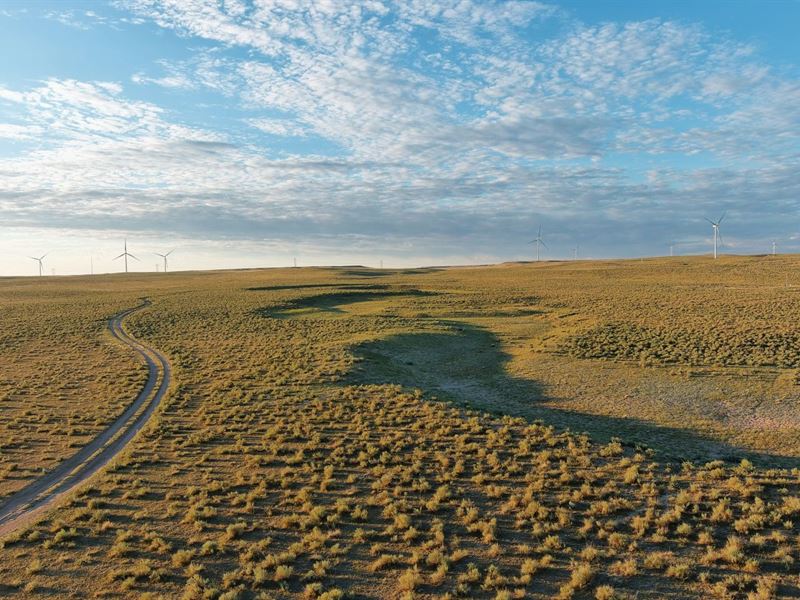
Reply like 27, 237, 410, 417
1, 1, 799, 272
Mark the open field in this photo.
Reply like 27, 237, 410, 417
0, 299, 170, 536
0, 281, 147, 500
1, 257, 799, 598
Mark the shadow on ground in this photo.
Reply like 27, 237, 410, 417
335, 267, 444, 277
346, 322, 796, 467
257, 289, 437, 318
246, 283, 389, 292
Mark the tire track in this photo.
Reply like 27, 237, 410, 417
0, 299, 170, 536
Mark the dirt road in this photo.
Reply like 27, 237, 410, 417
0, 299, 170, 536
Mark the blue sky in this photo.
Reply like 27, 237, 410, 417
1, 1, 799, 275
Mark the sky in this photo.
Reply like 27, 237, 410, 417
1, 1, 799, 275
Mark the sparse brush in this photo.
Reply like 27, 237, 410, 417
397, 568, 422, 592
557, 563, 595, 599
609, 558, 637, 577
172, 549, 194, 567
4, 261, 800, 599
595, 586, 618, 600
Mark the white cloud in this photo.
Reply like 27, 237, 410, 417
0, 123, 42, 140
247, 118, 309, 137
398, 1, 558, 45
43, 9, 112, 30
2, 2, 800, 268
0, 86, 25, 103
536, 20, 707, 99
132, 72, 194, 89
0, 79, 226, 144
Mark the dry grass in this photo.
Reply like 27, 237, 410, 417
0, 280, 147, 499
0, 258, 798, 598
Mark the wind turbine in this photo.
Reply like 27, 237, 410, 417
528, 226, 548, 262
772, 240, 777, 256
154, 249, 174, 273
114, 239, 139, 273
29, 252, 48, 277
705, 213, 725, 259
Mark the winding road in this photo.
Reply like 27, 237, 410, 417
0, 300, 171, 536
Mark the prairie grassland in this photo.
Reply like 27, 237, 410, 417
0, 258, 799, 599
441, 257, 800, 460
0, 277, 147, 499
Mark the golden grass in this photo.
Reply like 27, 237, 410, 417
0, 280, 146, 499
0, 258, 798, 598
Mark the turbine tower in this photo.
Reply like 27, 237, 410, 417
29, 252, 48, 277
528, 226, 548, 262
154, 249, 174, 273
772, 240, 777, 256
113, 239, 139, 273
705, 213, 725, 259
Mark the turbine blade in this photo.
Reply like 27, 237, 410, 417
718, 211, 726, 224
541, 240, 549, 249
129, 253, 140, 261
166, 249, 174, 256
113, 254, 125, 260
704, 217, 715, 225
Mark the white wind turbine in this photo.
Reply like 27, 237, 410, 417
705, 213, 725, 259
154, 249, 174, 273
29, 252, 48, 277
668, 240, 687, 257
114, 239, 139, 273
528, 225, 548, 261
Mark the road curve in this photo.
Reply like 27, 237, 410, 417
0, 299, 171, 536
